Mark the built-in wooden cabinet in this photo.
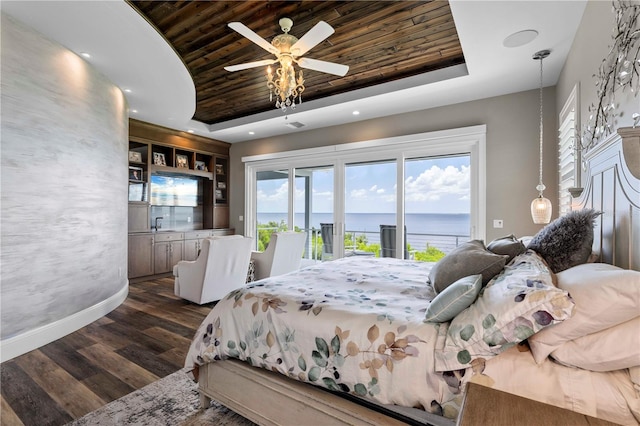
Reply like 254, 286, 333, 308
128, 119, 231, 232
183, 230, 212, 261
153, 232, 184, 274
127, 120, 233, 280
128, 229, 235, 280
128, 234, 155, 278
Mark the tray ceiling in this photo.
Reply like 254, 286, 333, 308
129, 1, 464, 126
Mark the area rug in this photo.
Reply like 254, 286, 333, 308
68, 369, 256, 426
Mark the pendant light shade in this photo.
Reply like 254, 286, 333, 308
531, 49, 552, 224
531, 194, 552, 224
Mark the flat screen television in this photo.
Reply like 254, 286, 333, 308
150, 175, 199, 207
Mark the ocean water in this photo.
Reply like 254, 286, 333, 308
258, 212, 470, 252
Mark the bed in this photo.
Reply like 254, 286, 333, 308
185, 127, 640, 426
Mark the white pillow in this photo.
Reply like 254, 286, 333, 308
630, 366, 640, 393
550, 316, 640, 372
528, 263, 640, 364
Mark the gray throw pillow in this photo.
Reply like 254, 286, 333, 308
487, 234, 526, 264
429, 240, 508, 293
425, 274, 482, 323
527, 208, 602, 273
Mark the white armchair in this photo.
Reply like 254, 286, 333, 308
251, 231, 306, 281
173, 235, 252, 304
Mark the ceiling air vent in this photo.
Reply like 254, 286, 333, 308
285, 121, 305, 129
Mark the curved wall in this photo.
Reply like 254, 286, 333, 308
1, 13, 129, 360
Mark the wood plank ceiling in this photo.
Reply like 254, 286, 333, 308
128, 1, 464, 126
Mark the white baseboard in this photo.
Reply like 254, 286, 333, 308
0, 281, 129, 362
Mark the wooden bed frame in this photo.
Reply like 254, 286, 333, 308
197, 127, 640, 426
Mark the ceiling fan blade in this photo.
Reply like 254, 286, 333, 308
297, 58, 349, 77
228, 22, 278, 55
291, 21, 334, 56
224, 59, 277, 72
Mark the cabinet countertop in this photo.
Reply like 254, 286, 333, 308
129, 228, 234, 236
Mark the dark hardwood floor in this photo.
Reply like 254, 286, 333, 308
0, 276, 215, 426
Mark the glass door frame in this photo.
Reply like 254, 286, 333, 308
243, 125, 486, 258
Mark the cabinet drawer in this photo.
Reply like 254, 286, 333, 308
153, 232, 184, 242
184, 230, 213, 240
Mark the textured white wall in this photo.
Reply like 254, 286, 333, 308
1, 14, 128, 345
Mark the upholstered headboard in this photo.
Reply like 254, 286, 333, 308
573, 127, 640, 270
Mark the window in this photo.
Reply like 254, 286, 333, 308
558, 84, 580, 215
243, 126, 486, 259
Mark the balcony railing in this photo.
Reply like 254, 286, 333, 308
257, 225, 469, 261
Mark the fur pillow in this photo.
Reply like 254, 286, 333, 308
527, 209, 602, 273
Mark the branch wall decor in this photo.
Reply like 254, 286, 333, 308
581, 0, 639, 153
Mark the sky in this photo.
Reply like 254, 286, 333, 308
257, 155, 470, 214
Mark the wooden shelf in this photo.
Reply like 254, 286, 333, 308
149, 164, 213, 180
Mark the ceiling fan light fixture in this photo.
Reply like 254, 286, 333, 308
267, 54, 305, 112
225, 17, 348, 114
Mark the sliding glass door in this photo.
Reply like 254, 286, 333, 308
244, 126, 486, 261
344, 160, 396, 258
404, 154, 471, 261
255, 169, 289, 250
294, 165, 334, 261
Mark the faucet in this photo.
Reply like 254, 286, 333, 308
154, 217, 163, 231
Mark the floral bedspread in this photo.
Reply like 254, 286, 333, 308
185, 256, 469, 419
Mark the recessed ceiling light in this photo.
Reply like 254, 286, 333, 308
503, 30, 539, 48
352, 110, 360, 115
187, 130, 194, 133
131, 109, 138, 113
123, 89, 132, 93
80, 52, 91, 59
249, 131, 255, 135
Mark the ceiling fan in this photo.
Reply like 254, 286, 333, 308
224, 17, 349, 77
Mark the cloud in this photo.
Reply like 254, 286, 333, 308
405, 165, 469, 202
350, 188, 368, 199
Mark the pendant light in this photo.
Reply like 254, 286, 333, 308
531, 49, 552, 224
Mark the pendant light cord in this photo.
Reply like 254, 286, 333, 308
538, 54, 544, 196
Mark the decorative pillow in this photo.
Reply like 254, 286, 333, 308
429, 240, 508, 293
434, 250, 574, 372
425, 275, 482, 323
528, 263, 640, 364
487, 234, 526, 264
527, 209, 602, 273
549, 316, 640, 372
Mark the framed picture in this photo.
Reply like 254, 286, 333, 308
195, 160, 206, 171
128, 182, 145, 201
153, 152, 166, 166
128, 151, 142, 162
129, 166, 143, 181
215, 189, 223, 199
215, 164, 224, 175
176, 154, 189, 168
217, 181, 226, 189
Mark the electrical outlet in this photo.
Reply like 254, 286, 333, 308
239, 215, 244, 221
493, 219, 504, 228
